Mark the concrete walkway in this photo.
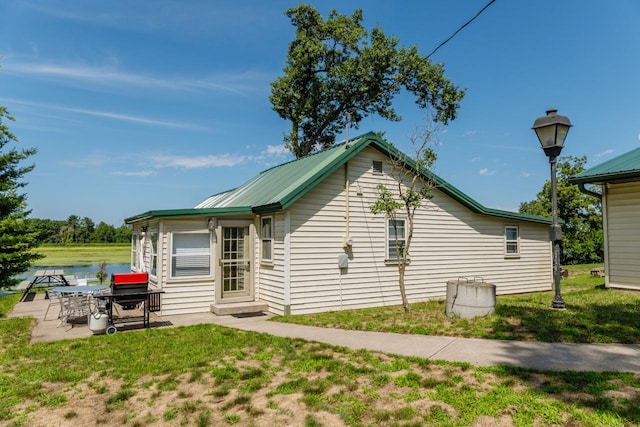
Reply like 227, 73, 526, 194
9, 294, 640, 373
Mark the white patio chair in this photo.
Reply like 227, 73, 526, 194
44, 289, 63, 321
58, 292, 90, 330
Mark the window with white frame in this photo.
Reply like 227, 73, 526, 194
171, 232, 211, 278
505, 225, 519, 255
261, 216, 273, 262
150, 231, 158, 277
387, 218, 406, 260
131, 233, 139, 270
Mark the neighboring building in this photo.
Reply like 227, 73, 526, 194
570, 147, 640, 290
125, 133, 553, 316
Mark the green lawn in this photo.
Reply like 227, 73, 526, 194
33, 244, 130, 266
2, 262, 639, 425
273, 264, 640, 344
1, 306, 638, 426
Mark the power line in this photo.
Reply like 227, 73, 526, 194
426, 0, 496, 59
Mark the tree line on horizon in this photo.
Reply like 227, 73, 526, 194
26, 215, 131, 245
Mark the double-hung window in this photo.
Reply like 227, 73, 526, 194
171, 232, 211, 278
387, 218, 406, 260
261, 216, 273, 263
131, 233, 140, 271
505, 225, 519, 256
150, 231, 158, 277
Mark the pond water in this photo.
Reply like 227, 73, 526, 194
18, 263, 131, 282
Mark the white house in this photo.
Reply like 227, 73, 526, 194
570, 147, 640, 290
125, 133, 553, 316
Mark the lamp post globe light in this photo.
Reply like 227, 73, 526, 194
532, 108, 573, 309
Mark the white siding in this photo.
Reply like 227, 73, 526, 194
157, 219, 216, 316
256, 213, 287, 314
285, 147, 552, 315
604, 182, 640, 290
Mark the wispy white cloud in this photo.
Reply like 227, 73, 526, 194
477, 143, 537, 153
479, 168, 495, 176
471, 156, 480, 162
150, 144, 292, 171
112, 170, 156, 177
265, 144, 289, 157
520, 171, 531, 178
61, 153, 112, 169
3, 60, 269, 95
464, 130, 477, 137
595, 149, 614, 159
151, 154, 251, 169
61, 106, 208, 131
22, 2, 275, 36
1, 97, 207, 131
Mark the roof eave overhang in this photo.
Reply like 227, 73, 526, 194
252, 203, 284, 214
124, 206, 253, 224
569, 171, 640, 185
369, 139, 553, 225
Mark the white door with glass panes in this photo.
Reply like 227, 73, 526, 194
217, 222, 253, 301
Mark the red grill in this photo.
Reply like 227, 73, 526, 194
111, 272, 148, 294
110, 272, 148, 309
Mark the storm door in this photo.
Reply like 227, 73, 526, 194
219, 224, 252, 300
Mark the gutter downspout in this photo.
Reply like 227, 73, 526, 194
576, 181, 608, 287
343, 162, 350, 248
577, 182, 602, 200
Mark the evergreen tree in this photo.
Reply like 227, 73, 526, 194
0, 106, 42, 288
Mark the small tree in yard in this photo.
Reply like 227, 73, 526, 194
0, 106, 42, 288
96, 261, 108, 285
370, 121, 439, 313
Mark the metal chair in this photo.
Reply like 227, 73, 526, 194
58, 292, 89, 330
43, 289, 63, 321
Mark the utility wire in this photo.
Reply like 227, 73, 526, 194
426, 0, 496, 59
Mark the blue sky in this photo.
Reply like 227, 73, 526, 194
1, 1, 639, 226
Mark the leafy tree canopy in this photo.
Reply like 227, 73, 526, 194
519, 155, 603, 265
270, 3, 465, 158
26, 217, 131, 244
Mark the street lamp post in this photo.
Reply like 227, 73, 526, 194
532, 108, 573, 309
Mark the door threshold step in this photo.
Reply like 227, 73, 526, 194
210, 301, 269, 316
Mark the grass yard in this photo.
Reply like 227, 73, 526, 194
273, 264, 640, 344
2, 263, 640, 425
33, 244, 130, 266
1, 306, 639, 426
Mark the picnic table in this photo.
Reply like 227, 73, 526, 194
19, 269, 70, 302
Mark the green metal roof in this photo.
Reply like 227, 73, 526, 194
570, 147, 640, 184
193, 133, 371, 212
125, 132, 551, 225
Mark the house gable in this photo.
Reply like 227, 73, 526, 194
125, 132, 551, 226
279, 145, 552, 315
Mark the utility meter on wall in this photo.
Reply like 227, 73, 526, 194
338, 254, 349, 268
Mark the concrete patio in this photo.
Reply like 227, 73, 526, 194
8, 293, 640, 372
9, 292, 224, 343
